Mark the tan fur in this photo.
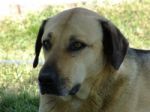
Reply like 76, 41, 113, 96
36, 8, 150, 112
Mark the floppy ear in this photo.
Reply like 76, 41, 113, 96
100, 20, 129, 70
33, 20, 47, 68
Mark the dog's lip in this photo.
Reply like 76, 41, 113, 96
38, 81, 81, 96
39, 83, 69, 96
40, 89, 69, 96
69, 84, 81, 95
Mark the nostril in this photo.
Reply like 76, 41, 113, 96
69, 84, 81, 95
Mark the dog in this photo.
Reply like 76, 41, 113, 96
33, 8, 150, 112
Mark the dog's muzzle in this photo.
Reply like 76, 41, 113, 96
38, 65, 80, 96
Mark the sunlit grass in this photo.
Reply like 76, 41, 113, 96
96, 1, 150, 48
0, 64, 40, 112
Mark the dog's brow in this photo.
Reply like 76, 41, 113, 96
70, 35, 77, 42
69, 35, 89, 45
69, 35, 84, 43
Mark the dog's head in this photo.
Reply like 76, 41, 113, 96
33, 8, 128, 99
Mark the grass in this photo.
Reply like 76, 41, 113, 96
0, 1, 150, 112
96, 1, 150, 48
0, 64, 40, 112
0, 92, 38, 112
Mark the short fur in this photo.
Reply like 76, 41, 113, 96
33, 8, 150, 112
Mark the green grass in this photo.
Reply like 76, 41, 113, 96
0, 92, 38, 112
0, 1, 150, 112
96, 1, 150, 48
0, 64, 40, 112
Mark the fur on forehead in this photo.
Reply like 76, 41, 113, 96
43, 8, 109, 43
45, 8, 108, 27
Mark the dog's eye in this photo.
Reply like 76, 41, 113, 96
68, 41, 87, 52
42, 40, 51, 50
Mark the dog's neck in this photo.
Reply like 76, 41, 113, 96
82, 68, 126, 111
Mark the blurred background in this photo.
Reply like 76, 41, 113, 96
0, 0, 149, 112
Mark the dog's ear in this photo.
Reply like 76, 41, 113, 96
100, 20, 129, 70
33, 20, 47, 68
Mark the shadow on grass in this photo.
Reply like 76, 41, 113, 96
0, 90, 39, 112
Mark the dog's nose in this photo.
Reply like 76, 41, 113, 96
38, 65, 63, 95
38, 65, 57, 84
69, 84, 81, 95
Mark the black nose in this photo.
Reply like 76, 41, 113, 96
38, 65, 64, 95
39, 65, 58, 84
69, 84, 81, 95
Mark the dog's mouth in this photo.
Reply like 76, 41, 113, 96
39, 83, 81, 96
